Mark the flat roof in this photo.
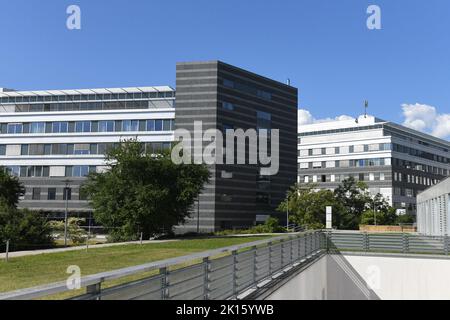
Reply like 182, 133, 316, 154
0, 86, 175, 98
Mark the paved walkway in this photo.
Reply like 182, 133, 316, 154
0, 233, 284, 259
0, 239, 179, 259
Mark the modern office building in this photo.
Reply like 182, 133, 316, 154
176, 61, 298, 231
0, 60, 298, 232
417, 177, 450, 236
298, 115, 450, 216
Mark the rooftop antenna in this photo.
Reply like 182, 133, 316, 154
286, 78, 291, 86
364, 100, 369, 118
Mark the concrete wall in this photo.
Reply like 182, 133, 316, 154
266, 253, 450, 300
266, 256, 327, 300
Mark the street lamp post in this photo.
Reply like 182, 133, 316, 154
286, 192, 290, 232
196, 195, 200, 234
373, 196, 377, 226
63, 179, 73, 247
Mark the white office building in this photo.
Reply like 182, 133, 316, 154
417, 177, 450, 236
298, 115, 450, 215
0, 86, 175, 216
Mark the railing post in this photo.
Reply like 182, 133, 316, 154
5, 240, 9, 263
252, 246, 257, 288
160, 267, 169, 300
86, 282, 102, 300
297, 236, 302, 261
445, 235, 449, 256
268, 242, 273, 276
231, 250, 238, 299
326, 231, 330, 253
402, 233, 409, 254
203, 257, 209, 300
280, 239, 285, 267
363, 232, 369, 252
289, 238, 293, 264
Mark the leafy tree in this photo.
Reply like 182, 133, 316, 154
82, 139, 210, 241
333, 178, 372, 230
49, 218, 87, 245
361, 208, 397, 226
0, 170, 53, 251
0, 204, 53, 251
395, 214, 415, 224
278, 184, 341, 230
0, 169, 25, 207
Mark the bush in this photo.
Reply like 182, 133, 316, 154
215, 217, 285, 236
49, 218, 87, 245
0, 204, 54, 251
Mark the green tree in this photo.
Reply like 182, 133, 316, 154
82, 139, 210, 241
49, 218, 87, 245
395, 214, 415, 224
361, 208, 397, 226
0, 204, 53, 251
334, 178, 372, 230
278, 184, 340, 230
0, 169, 24, 207
0, 169, 53, 251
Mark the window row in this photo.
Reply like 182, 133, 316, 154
298, 124, 384, 137
299, 158, 390, 170
0, 142, 172, 156
393, 143, 449, 164
8, 100, 175, 113
0, 119, 174, 134
2, 165, 97, 178
299, 143, 392, 157
30, 187, 88, 201
223, 79, 272, 101
0, 91, 175, 104
299, 172, 386, 184
392, 158, 448, 176
393, 172, 441, 187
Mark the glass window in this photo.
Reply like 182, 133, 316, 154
32, 188, 41, 200
154, 120, 163, 131
7, 123, 23, 134
163, 120, 172, 131
63, 188, 72, 201
75, 121, 91, 133
223, 79, 234, 88
30, 122, 45, 134
0, 145, 5, 156
98, 121, 115, 132
222, 102, 235, 111
147, 120, 155, 131
47, 188, 56, 201
52, 122, 68, 133
74, 144, 90, 155
122, 120, 139, 132
21, 144, 29, 155
6, 166, 20, 177
72, 166, 89, 177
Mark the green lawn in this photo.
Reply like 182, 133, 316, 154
0, 236, 272, 297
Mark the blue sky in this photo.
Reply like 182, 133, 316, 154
0, 0, 449, 139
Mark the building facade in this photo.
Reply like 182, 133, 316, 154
417, 177, 450, 236
0, 61, 298, 232
0, 86, 175, 218
298, 115, 450, 216
175, 61, 298, 232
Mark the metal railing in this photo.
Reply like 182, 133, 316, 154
0, 231, 325, 300
327, 231, 450, 256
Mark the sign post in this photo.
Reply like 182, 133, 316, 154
326, 206, 333, 230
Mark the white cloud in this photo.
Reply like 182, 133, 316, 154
401, 103, 450, 140
298, 109, 314, 125
432, 114, 450, 139
298, 109, 354, 130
